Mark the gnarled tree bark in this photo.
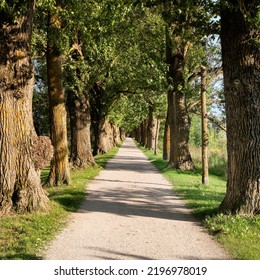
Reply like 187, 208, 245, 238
45, 10, 70, 186
68, 90, 95, 168
219, 0, 260, 215
0, 1, 52, 215
166, 28, 194, 170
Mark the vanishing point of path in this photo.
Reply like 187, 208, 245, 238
44, 138, 229, 260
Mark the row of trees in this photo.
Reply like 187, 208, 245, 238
0, 0, 128, 215
0, 0, 259, 216
115, 0, 260, 215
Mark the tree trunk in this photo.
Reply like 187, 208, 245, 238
67, 90, 95, 168
109, 122, 115, 148
45, 11, 70, 186
120, 128, 126, 141
219, 0, 260, 215
91, 118, 100, 156
147, 104, 156, 150
163, 112, 170, 160
134, 126, 141, 143
201, 66, 209, 185
166, 28, 194, 170
144, 120, 149, 148
154, 119, 160, 155
112, 124, 121, 145
140, 120, 147, 147
173, 90, 194, 170
0, 1, 51, 215
90, 82, 103, 155
97, 120, 115, 154
167, 89, 177, 165
167, 86, 194, 170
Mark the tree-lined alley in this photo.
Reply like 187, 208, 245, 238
0, 0, 259, 217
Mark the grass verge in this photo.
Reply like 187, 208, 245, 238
0, 145, 120, 260
140, 146, 260, 260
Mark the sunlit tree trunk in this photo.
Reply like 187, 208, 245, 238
45, 11, 70, 186
0, 1, 52, 215
166, 28, 194, 170
120, 128, 126, 141
147, 104, 156, 150
97, 120, 115, 154
68, 90, 95, 168
112, 124, 121, 145
219, 0, 260, 215
173, 87, 194, 170
154, 119, 160, 155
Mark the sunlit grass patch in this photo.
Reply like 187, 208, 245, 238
0, 204, 67, 260
205, 214, 260, 259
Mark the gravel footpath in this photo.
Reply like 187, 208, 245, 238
44, 138, 229, 260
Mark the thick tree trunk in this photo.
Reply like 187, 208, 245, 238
67, 90, 95, 168
0, 1, 51, 215
173, 90, 194, 170
112, 124, 121, 146
109, 122, 115, 148
201, 66, 209, 185
167, 90, 194, 170
45, 12, 70, 186
219, 0, 260, 215
97, 120, 115, 154
120, 129, 126, 141
165, 27, 194, 170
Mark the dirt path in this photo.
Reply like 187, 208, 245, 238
44, 138, 229, 260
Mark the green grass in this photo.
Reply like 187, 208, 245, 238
141, 146, 260, 260
0, 145, 120, 260
205, 214, 260, 260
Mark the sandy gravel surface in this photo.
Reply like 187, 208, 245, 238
44, 138, 229, 260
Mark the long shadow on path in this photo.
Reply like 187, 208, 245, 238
79, 187, 196, 223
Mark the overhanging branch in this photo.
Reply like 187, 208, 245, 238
189, 109, 226, 132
